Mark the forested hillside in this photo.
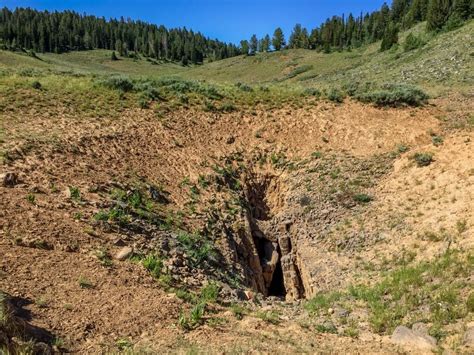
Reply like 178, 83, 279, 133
245, 0, 472, 53
0, 1, 472, 64
0, 7, 241, 64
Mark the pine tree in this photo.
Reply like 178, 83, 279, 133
262, 34, 270, 52
289, 24, 309, 48
391, 0, 412, 23
380, 22, 399, 51
240, 40, 249, 55
426, 0, 452, 31
272, 27, 285, 50
249, 34, 258, 54
309, 29, 319, 49
408, 0, 429, 24
453, 0, 472, 20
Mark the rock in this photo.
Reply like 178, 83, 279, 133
1, 172, 18, 187
278, 236, 291, 255
226, 136, 235, 144
115, 246, 133, 261
412, 322, 429, 336
391, 325, 437, 351
244, 290, 254, 301
464, 326, 474, 347
335, 307, 349, 318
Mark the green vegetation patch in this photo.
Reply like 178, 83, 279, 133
305, 250, 472, 337
355, 83, 429, 107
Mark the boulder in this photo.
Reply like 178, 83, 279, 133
115, 246, 133, 261
391, 325, 437, 351
1, 172, 18, 187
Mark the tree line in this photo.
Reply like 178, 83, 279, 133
0, 1, 471, 63
0, 7, 241, 64
242, 0, 472, 53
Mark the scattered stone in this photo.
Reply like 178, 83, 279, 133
226, 136, 235, 144
1, 172, 18, 187
115, 246, 133, 261
391, 325, 437, 351
335, 307, 349, 318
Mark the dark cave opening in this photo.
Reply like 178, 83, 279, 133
267, 252, 286, 297
253, 233, 286, 298
246, 174, 286, 298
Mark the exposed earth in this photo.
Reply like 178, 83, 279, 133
1, 90, 473, 353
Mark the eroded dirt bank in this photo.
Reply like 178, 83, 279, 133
1, 97, 473, 352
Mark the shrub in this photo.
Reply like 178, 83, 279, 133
68, 186, 81, 200
303, 88, 321, 97
355, 84, 428, 107
404, 33, 426, 52
78, 276, 94, 289
235, 82, 253, 92
142, 254, 163, 278
200, 282, 220, 303
353, 193, 373, 203
31, 81, 42, 90
327, 88, 345, 103
287, 65, 313, 79
431, 135, 444, 146
26, 193, 36, 204
178, 302, 206, 330
230, 303, 248, 320
100, 76, 134, 92
413, 152, 434, 167
219, 102, 236, 112
138, 95, 149, 109
316, 322, 338, 333
177, 232, 216, 267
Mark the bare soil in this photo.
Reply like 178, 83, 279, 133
1, 95, 473, 353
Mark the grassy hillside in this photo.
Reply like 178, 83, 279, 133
1, 20, 472, 95
185, 21, 473, 94
0, 49, 185, 78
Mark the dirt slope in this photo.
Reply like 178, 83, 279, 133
1, 87, 473, 353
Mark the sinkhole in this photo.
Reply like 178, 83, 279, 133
253, 233, 286, 297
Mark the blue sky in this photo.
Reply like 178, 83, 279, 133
3, 1, 390, 44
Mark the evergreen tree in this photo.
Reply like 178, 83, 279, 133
453, 0, 472, 20
249, 34, 258, 54
272, 27, 285, 50
289, 24, 309, 48
408, 0, 430, 24
258, 38, 264, 52
391, 0, 412, 23
262, 34, 270, 52
426, 0, 452, 31
240, 40, 249, 55
309, 29, 320, 49
380, 22, 399, 51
